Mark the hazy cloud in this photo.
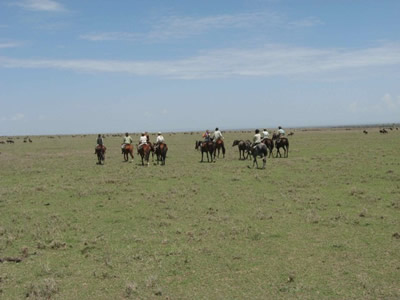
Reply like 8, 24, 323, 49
1, 44, 400, 79
14, 0, 66, 12
80, 11, 315, 42
0, 42, 20, 48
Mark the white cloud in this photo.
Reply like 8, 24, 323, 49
80, 11, 313, 42
0, 113, 25, 122
1, 44, 400, 79
0, 42, 20, 49
14, 0, 65, 12
381, 93, 400, 109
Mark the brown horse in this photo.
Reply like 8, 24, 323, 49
214, 139, 225, 159
154, 143, 168, 165
195, 141, 215, 162
95, 145, 106, 165
232, 140, 251, 160
272, 133, 289, 158
261, 138, 274, 158
122, 144, 134, 161
137, 143, 152, 166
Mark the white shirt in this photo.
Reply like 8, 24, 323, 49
156, 135, 165, 143
278, 129, 285, 136
213, 130, 223, 140
139, 136, 147, 144
262, 131, 269, 139
253, 133, 262, 144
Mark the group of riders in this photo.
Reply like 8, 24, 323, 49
252, 126, 285, 147
94, 131, 166, 161
94, 125, 285, 159
201, 126, 285, 147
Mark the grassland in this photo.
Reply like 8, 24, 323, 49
0, 128, 399, 299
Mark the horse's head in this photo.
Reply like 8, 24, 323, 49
195, 141, 200, 150
232, 140, 240, 147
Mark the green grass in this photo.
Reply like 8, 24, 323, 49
0, 129, 399, 299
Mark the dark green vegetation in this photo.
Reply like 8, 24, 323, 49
1, 129, 399, 299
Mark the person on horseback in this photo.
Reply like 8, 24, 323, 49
121, 132, 133, 153
138, 132, 147, 150
95, 134, 104, 154
278, 126, 285, 137
145, 131, 150, 143
261, 128, 270, 142
212, 127, 224, 145
202, 130, 211, 142
253, 129, 262, 147
155, 132, 165, 149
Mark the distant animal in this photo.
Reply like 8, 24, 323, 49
28, 138, 32, 143
261, 138, 274, 158
154, 143, 168, 165
195, 141, 215, 162
379, 128, 388, 134
0, 141, 5, 144
137, 143, 152, 166
23, 139, 27, 143
6, 140, 14, 144
272, 134, 289, 158
287, 132, 294, 136
363, 130, 368, 134
250, 143, 268, 169
214, 139, 225, 159
122, 144, 134, 161
232, 140, 250, 160
95, 145, 106, 165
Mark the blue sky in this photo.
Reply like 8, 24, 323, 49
1, 0, 400, 135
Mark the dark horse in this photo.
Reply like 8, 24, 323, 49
95, 145, 106, 165
250, 143, 268, 169
272, 133, 289, 158
122, 144, 134, 161
137, 143, 153, 166
261, 138, 274, 158
214, 139, 226, 159
154, 143, 168, 165
232, 140, 251, 160
195, 141, 215, 162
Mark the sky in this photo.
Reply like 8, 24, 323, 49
1, 0, 400, 135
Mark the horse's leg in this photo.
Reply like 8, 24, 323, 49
286, 143, 289, 158
201, 150, 204, 162
222, 145, 225, 158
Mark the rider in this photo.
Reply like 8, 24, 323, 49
261, 128, 270, 142
155, 132, 165, 148
202, 130, 211, 142
145, 131, 150, 143
95, 134, 104, 153
253, 129, 262, 147
121, 132, 133, 153
278, 126, 285, 137
212, 127, 224, 145
138, 132, 147, 150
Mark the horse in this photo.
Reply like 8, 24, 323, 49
287, 132, 294, 136
261, 138, 274, 158
154, 143, 168, 165
122, 144, 134, 161
214, 139, 225, 159
95, 145, 106, 165
232, 140, 251, 160
379, 128, 388, 134
272, 133, 289, 158
137, 143, 152, 166
363, 130, 368, 134
250, 143, 268, 169
195, 141, 215, 162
